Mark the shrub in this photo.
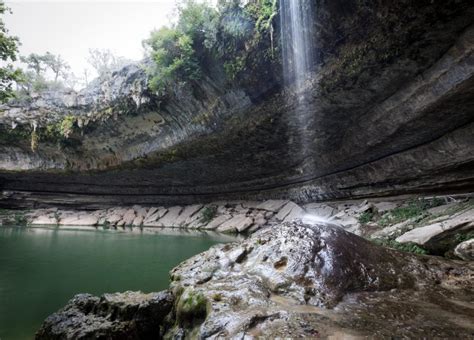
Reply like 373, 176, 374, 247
0, 210, 28, 226
454, 231, 474, 243
358, 211, 374, 224
144, 27, 201, 93
373, 239, 428, 255
0, 1, 23, 103
59, 115, 76, 138
176, 289, 208, 325
200, 205, 217, 224
377, 199, 439, 226
212, 293, 222, 302
14, 213, 27, 225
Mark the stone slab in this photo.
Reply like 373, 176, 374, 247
201, 214, 232, 230
60, 214, 98, 226
396, 208, 474, 245
156, 206, 183, 227
256, 200, 289, 212
218, 214, 253, 233
175, 205, 203, 226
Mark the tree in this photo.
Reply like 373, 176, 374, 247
87, 49, 129, 79
19, 52, 72, 92
82, 68, 90, 87
21, 52, 70, 82
143, 0, 219, 92
20, 53, 46, 76
42, 52, 70, 82
0, 1, 23, 103
144, 27, 201, 92
62, 71, 79, 90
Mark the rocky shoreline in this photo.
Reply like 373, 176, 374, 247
36, 221, 474, 339
2, 194, 473, 338
1, 194, 473, 259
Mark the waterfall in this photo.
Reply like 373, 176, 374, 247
280, 0, 315, 90
279, 0, 316, 163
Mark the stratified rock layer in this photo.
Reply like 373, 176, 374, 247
1, 2, 474, 207
36, 222, 474, 339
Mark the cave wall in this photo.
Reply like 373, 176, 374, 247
0, 1, 473, 208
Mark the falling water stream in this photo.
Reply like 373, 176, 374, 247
279, 0, 317, 177
280, 0, 327, 223
280, 0, 315, 90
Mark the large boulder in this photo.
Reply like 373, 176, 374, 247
35, 291, 174, 340
165, 221, 474, 338
454, 239, 474, 260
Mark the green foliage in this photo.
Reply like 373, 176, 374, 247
59, 115, 76, 138
0, 209, 28, 226
216, 0, 278, 79
13, 213, 27, 225
18, 52, 71, 95
43, 115, 77, 141
144, 1, 207, 92
0, 115, 77, 151
20, 53, 46, 75
176, 0, 218, 44
389, 203, 425, 222
21, 52, 70, 82
0, 125, 31, 144
246, 0, 278, 36
200, 205, 217, 224
176, 289, 208, 325
0, 1, 23, 103
144, 0, 279, 91
373, 239, 429, 255
454, 231, 474, 244
377, 199, 442, 227
224, 56, 246, 80
211, 293, 222, 301
144, 22, 202, 93
358, 211, 375, 224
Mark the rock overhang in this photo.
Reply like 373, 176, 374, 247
1, 1, 474, 207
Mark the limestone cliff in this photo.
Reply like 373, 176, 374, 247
1, 0, 473, 207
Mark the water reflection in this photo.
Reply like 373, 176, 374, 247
0, 226, 235, 340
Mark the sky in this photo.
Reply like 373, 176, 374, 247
4, 0, 179, 79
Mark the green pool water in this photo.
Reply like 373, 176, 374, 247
0, 226, 236, 340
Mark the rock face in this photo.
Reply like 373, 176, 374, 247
36, 291, 174, 340
36, 221, 474, 339
454, 239, 474, 260
1, 2, 474, 208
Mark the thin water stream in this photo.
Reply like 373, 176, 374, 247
280, 0, 314, 90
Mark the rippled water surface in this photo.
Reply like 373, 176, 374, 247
0, 226, 236, 340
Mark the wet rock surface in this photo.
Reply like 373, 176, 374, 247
36, 291, 174, 340
36, 221, 474, 339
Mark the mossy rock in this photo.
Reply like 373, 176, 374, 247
176, 288, 208, 326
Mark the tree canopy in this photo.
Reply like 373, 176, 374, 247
0, 1, 22, 103
19, 52, 72, 92
143, 0, 278, 93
